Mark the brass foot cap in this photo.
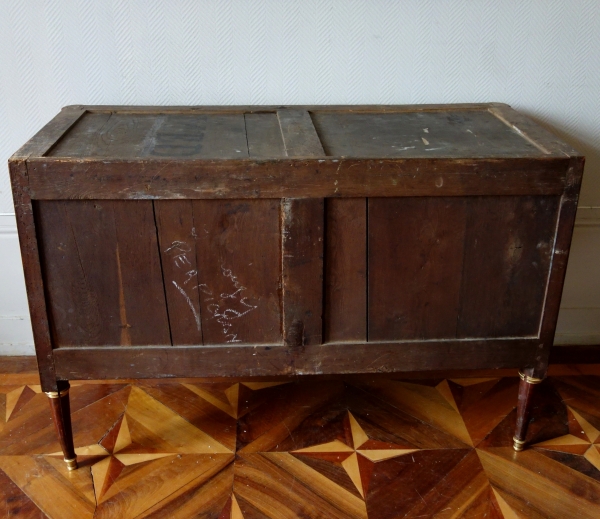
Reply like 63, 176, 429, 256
513, 437, 526, 452
64, 457, 78, 471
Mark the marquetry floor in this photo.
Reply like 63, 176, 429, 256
1, 365, 600, 518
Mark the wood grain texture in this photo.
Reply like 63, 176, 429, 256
52, 340, 539, 380
37, 200, 170, 347
535, 156, 586, 377
2, 367, 600, 518
311, 109, 546, 158
368, 197, 467, 341
26, 156, 570, 200
282, 198, 324, 351
324, 198, 367, 343
192, 199, 281, 345
155, 200, 203, 345
11, 105, 86, 159
244, 113, 286, 158
277, 109, 325, 157
457, 196, 560, 338
9, 160, 56, 391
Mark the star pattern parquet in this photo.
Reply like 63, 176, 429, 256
1, 367, 600, 518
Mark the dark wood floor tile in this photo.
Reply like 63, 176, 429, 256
365, 448, 471, 519
0, 466, 48, 518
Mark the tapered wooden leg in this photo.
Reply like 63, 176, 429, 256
513, 370, 544, 451
46, 381, 77, 470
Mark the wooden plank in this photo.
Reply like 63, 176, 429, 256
282, 199, 324, 350
26, 157, 571, 200
192, 199, 281, 345
155, 200, 203, 345
245, 113, 286, 157
199, 114, 249, 158
488, 104, 582, 157
47, 112, 113, 157
457, 195, 560, 339
534, 156, 586, 376
112, 201, 171, 345
37, 200, 119, 347
38, 200, 171, 347
8, 160, 57, 391
368, 197, 467, 341
70, 103, 503, 115
311, 110, 546, 158
323, 198, 367, 343
11, 106, 86, 159
52, 339, 538, 379
277, 110, 325, 157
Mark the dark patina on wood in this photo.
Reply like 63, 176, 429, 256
10, 103, 584, 461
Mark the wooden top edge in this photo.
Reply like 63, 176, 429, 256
62, 102, 505, 113
25, 155, 572, 165
10, 106, 87, 160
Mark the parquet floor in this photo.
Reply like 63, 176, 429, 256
1, 364, 600, 518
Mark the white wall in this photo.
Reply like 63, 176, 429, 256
1, 0, 599, 354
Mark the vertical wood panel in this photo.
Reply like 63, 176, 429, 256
457, 196, 560, 338
368, 198, 467, 341
192, 199, 281, 345
38, 200, 171, 347
324, 198, 367, 343
282, 198, 324, 349
112, 201, 171, 345
155, 200, 203, 345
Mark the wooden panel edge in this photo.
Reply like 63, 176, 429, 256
53, 339, 538, 379
10, 106, 87, 159
26, 157, 570, 200
534, 156, 586, 376
8, 160, 56, 390
277, 109, 325, 157
488, 105, 582, 158
282, 198, 324, 352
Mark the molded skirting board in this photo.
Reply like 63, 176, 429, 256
0, 214, 34, 355
1, 210, 599, 355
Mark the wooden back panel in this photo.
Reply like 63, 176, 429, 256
11, 104, 584, 380
38, 194, 560, 348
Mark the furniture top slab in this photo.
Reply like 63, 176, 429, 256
10, 103, 582, 162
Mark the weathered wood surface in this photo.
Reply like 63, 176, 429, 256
534, 156, 586, 377
52, 339, 538, 379
9, 104, 585, 387
8, 161, 57, 391
277, 109, 325, 156
457, 196, 560, 338
282, 199, 324, 351
191, 199, 281, 345
26, 157, 570, 200
324, 198, 367, 343
155, 200, 203, 345
12, 105, 86, 159
368, 198, 467, 341
311, 110, 546, 158
37, 200, 171, 347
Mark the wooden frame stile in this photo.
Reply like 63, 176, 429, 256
9, 106, 87, 470
10, 103, 584, 468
